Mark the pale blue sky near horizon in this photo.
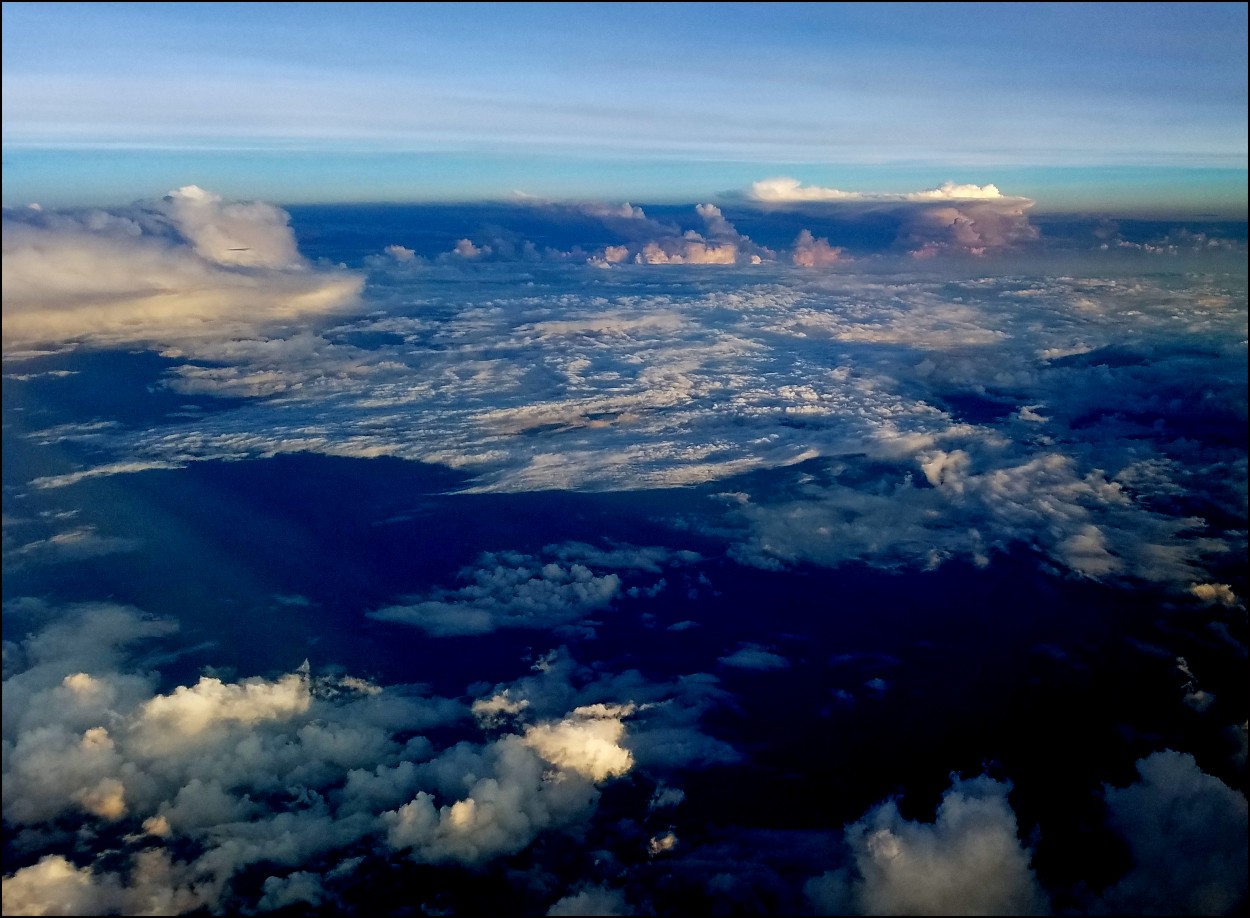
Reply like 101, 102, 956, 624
2, 1, 1246, 213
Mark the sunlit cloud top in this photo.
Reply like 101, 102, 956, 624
748, 178, 1012, 203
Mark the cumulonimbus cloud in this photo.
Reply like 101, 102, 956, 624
749, 177, 1008, 203
1, 187, 363, 351
746, 177, 1036, 255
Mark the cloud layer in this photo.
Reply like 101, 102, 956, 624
3, 192, 1245, 916
15, 230, 1233, 593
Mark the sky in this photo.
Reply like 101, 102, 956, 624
2, 1, 1247, 212
2, 4, 1248, 917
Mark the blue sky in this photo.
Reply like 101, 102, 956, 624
2, 2, 1247, 212
3, 8, 1248, 915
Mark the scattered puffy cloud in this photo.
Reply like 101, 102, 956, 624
746, 443, 1230, 585
635, 238, 739, 265
1175, 656, 1216, 713
1099, 750, 1248, 915
801, 753, 1249, 917
383, 243, 419, 263
257, 871, 327, 911
806, 775, 1049, 916
647, 830, 679, 857
718, 643, 790, 671
1190, 582, 1240, 607
594, 244, 632, 265
3, 523, 139, 570
547, 884, 630, 916
452, 237, 489, 258
521, 703, 636, 781
627, 203, 771, 266
381, 733, 601, 864
368, 543, 692, 636
1, 855, 130, 917
1, 606, 736, 915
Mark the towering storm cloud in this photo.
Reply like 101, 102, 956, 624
746, 177, 1039, 256
1, 187, 362, 352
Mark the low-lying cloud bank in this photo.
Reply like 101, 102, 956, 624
2, 188, 1245, 916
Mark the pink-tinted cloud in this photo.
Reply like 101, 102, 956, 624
791, 229, 845, 267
